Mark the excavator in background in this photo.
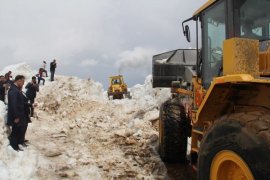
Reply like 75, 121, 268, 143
107, 75, 131, 100
153, 0, 270, 179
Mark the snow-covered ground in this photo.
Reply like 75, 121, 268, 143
0, 63, 172, 179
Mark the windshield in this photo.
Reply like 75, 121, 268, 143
237, 0, 270, 41
112, 79, 121, 84
202, 1, 225, 88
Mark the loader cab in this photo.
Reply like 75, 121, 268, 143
183, 0, 270, 89
235, 0, 270, 41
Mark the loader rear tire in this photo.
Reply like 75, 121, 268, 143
198, 111, 270, 180
159, 97, 191, 163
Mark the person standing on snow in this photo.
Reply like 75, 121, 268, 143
7, 75, 27, 151
20, 89, 32, 147
4, 71, 13, 85
40, 61, 48, 77
25, 76, 39, 117
37, 68, 45, 85
0, 75, 6, 102
50, 59, 57, 81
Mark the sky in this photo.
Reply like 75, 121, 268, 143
0, 0, 205, 87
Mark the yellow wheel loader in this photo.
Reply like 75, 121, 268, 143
153, 0, 270, 179
107, 75, 131, 100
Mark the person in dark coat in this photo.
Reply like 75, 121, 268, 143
25, 76, 39, 117
4, 71, 13, 85
7, 75, 27, 151
0, 75, 6, 102
20, 90, 32, 146
50, 59, 57, 81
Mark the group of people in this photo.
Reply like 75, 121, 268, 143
37, 59, 57, 85
7, 75, 38, 151
0, 59, 57, 151
0, 71, 14, 103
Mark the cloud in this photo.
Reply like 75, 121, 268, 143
79, 59, 98, 67
0, 0, 206, 85
116, 47, 157, 73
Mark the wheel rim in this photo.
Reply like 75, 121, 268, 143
210, 150, 254, 180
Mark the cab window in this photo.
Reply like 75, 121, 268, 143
202, 1, 226, 88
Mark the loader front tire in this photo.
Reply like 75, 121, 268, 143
159, 97, 190, 163
198, 111, 270, 180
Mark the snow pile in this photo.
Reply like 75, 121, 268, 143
0, 102, 38, 180
37, 75, 105, 115
0, 102, 7, 153
33, 74, 168, 179
155, 58, 168, 64
130, 75, 170, 107
116, 75, 170, 122
0, 62, 40, 180
0, 62, 37, 82
0, 63, 172, 179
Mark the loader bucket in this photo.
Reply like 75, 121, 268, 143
152, 49, 197, 88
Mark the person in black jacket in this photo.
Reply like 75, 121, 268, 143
50, 59, 57, 81
0, 75, 6, 102
20, 90, 32, 146
25, 76, 39, 117
4, 71, 13, 84
7, 75, 27, 151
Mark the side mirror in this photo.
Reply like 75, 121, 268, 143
184, 25, 191, 42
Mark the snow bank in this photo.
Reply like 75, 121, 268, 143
0, 102, 7, 151
0, 103, 38, 180
0, 63, 39, 180
0, 63, 172, 179
37, 75, 105, 116
0, 62, 37, 82
130, 75, 170, 107
115, 75, 170, 121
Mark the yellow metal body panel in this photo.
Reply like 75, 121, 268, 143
112, 84, 123, 92
259, 47, 270, 76
195, 74, 270, 124
223, 38, 259, 77
192, 77, 206, 109
110, 75, 124, 80
195, 38, 270, 125
193, 0, 216, 16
